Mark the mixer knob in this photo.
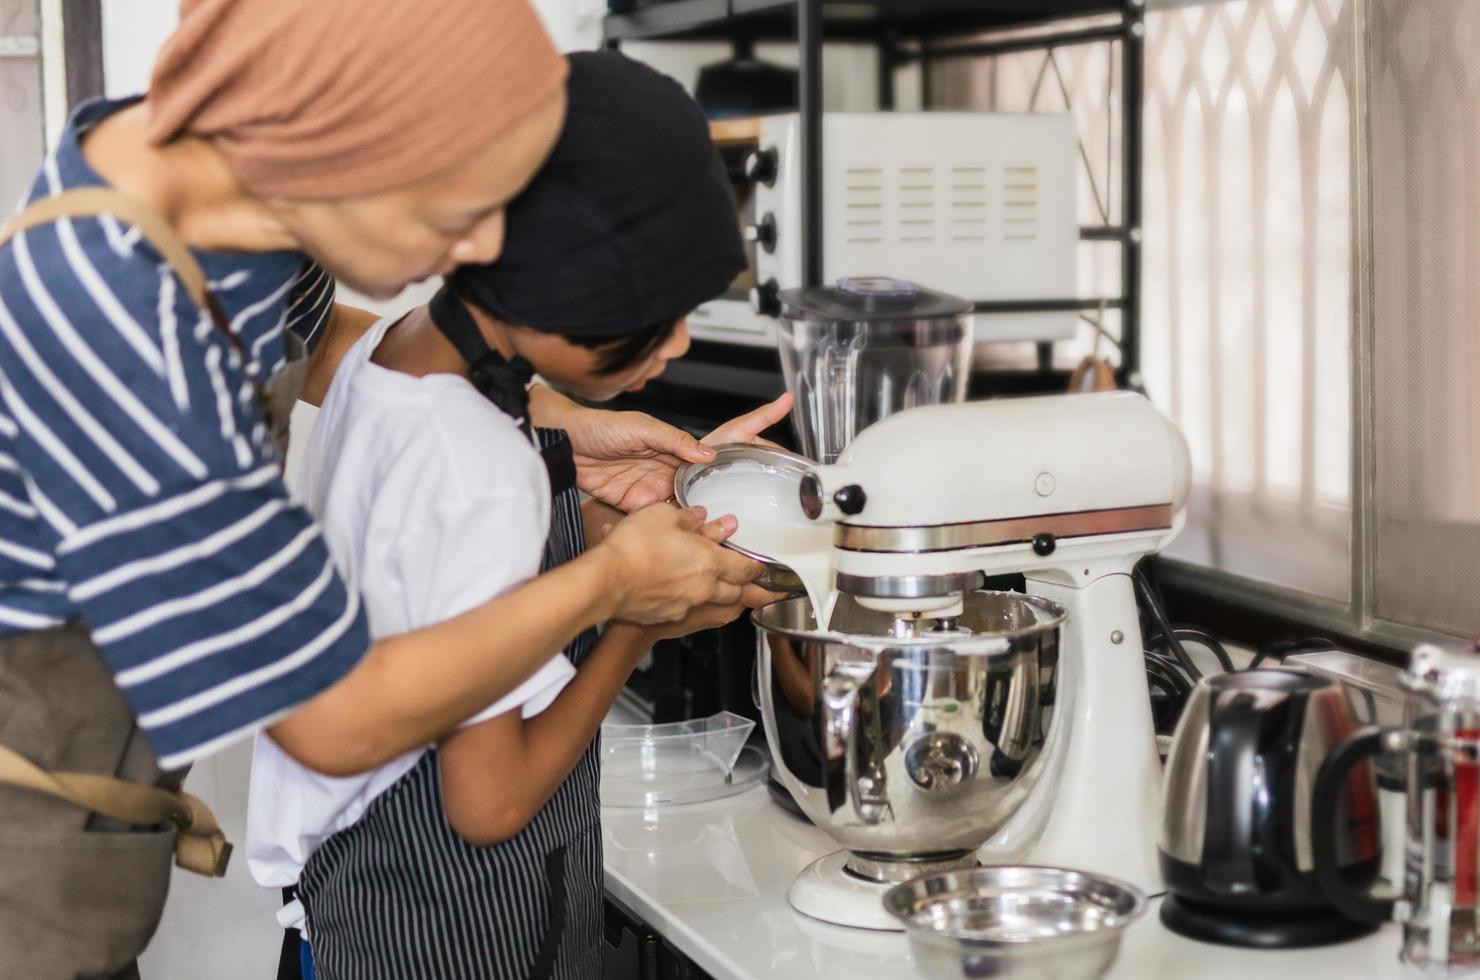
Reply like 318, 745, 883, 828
744, 147, 779, 187
749, 279, 782, 318
1032, 532, 1056, 557
745, 213, 778, 254
834, 485, 868, 516
905, 732, 980, 792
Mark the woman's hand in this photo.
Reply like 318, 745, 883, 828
529, 385, 795, 513
595, 504, 766, 624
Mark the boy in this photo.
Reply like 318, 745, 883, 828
247, 51, 784, 978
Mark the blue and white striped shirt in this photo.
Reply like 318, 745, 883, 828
0, 97, 369, 769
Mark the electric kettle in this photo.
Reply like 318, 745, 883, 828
1314, 642, 1480, 971
1159, 669, 1382, 947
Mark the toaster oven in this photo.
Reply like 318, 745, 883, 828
690, 111, 1081, 348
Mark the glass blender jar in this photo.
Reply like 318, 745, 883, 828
776, 277, 973, 464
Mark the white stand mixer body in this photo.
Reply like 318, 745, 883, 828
981, 561, 1165, 893
803, 392, 1192, 895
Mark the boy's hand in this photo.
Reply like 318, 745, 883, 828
530, 386, 795, 513
701, 392, 792, 449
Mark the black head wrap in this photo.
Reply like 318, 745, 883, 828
448, 50, 745, 337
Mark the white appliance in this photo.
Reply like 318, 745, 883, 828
690, 111, 1081, 349
798, 391, 1192, 895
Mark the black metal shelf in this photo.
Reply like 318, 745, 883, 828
605, 0, 1126, 44
606, 0, 1144, 385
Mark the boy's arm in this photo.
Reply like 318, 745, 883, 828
438, 607, 742, 846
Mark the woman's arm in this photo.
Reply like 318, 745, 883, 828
439, 607, 743, 845
268, 505, 761, 776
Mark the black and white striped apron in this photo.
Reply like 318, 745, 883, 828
297, 428, 603, 980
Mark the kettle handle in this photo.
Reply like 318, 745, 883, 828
1203, 692, 1263, 893
1312, 726, 1398, 924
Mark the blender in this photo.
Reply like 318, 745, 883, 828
775, 276, 973, 464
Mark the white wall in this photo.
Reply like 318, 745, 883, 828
100, 0, 176, 97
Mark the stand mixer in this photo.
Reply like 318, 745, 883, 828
755, 390, 1190, 929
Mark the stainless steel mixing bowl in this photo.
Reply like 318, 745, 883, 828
884, 866, 1147, 980
674, 443, 816, 593
753, 592, 1064, 881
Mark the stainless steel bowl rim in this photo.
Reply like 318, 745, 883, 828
673, 443, 818, 567
752, 591, 1068, 649
882, 865, 1149, 945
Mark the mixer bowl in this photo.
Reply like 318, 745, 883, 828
753, 592, 1064, 880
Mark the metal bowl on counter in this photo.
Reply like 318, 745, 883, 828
753, 592, 1064, 881
884, 866, 1147, 980
674, 443, 817, 594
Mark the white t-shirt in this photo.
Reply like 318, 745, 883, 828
246, 315, 576, 933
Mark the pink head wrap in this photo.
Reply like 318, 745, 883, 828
146, 0, 567, 200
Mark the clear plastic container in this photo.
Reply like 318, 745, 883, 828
599, 711, 768, 808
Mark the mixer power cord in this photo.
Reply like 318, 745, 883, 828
1131, 564, 1344, 736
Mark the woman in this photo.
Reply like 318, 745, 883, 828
0, 2, 761, 976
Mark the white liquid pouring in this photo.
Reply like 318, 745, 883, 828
686, 468, 840, 628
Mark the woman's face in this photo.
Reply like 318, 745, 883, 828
273, 89, 567, 300
514, 319, 692, 402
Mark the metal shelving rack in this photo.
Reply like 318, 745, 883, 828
604, 0, 1146, 386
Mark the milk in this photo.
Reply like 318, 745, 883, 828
686, 468, 839, 628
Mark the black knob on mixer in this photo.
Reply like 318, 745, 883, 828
745, 213, 778, 254
750, 279, 781, 317
834, 485, 867, 516
744, 147, 779, 187
1032, 532, 1056, 557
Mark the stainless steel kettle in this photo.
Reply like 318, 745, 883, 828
1159, 669, 1382, 947
1314, 642, 1480, 971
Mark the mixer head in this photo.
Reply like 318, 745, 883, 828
799, 391, 1192, 616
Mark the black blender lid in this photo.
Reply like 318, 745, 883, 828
779, 277, 973, 321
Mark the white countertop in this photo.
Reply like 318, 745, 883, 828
600, 761, 1408, 980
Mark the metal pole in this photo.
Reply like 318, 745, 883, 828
919, 36, 933, 108
799, 0, 824, 287
894, 25, 1128, 62
1120, 1, 1145, 388
878, 31, 896, 111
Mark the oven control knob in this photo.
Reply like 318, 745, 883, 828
744, 147, 779, 187
750, 279, 781, 318
745, 213, 777, 254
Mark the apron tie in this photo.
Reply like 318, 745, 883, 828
0, 742, 231, 876
428, 284, 577, 495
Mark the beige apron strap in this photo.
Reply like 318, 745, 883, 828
0, 742, 231, 877
0, 186, 262, 383
0, 187, 211, 314
0, 190, 238, 877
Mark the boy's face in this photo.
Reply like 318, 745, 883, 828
512, 319, 691, 402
